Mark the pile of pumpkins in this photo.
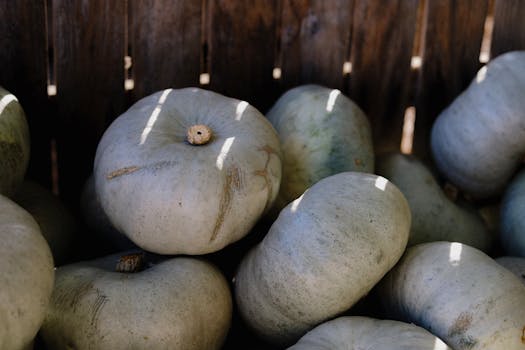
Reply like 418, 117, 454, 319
0, 49, 524, 350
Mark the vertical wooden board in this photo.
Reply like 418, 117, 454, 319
414, 0, 488, 158
130, 0, 202, 101
0, 1, 52, 188
279, 0, 353, 91
491, 0, 525, 58
53, 0, 126, 208
348, 0, 419, 154
207, 0, 278, 112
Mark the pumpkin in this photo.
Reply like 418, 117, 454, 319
94, 87, 282, 255
0, 86, 30, 197
378, 241, 525, 350
376, 152, 492, 251
500, 167, 525, 257
40, 251, 232, 349
234, 172, 410, 346
287, 316, 451, 349
266, 84, 373, 213
495, 256, 525, 285
0, 194, 54, 349
13, 180, 77, 266
430, 50, 525, 199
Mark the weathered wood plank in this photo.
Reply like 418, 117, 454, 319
129, 0, 202, 101
0, 1, 52, 188
278, 0, 354, 92
348, 0, 419, 154
207, 0, 278, 112
491, 0, 525, 58
53, 0, 126, 207
414, 0, 488, 158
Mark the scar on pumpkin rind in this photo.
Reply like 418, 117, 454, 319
254, 144, 279, 212
106, 166, 140, 179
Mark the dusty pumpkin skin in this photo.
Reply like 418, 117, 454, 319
431, 50, 525, 199
40, 252, 232, 349
0, 194, 54, 349
287, 316, 452, 350
379, 242, 525, 350
500, 168, 525, 257
94, 87, 281, 255
234, 172, 410, 346
266, 84, 374, 212
376, 152, 492, 251
0, 86, 30, 197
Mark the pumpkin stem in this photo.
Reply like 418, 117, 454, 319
115, 252, 146, 273
187, 124, 213, 145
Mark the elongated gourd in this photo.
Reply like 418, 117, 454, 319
379, 242, 525, 350
376, 152, 492, 251
266, 84, 374, 212
431, 51, 525, 199
234, 172, 410, 346
287, 316, 451, 350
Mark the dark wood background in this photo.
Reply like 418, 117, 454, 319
2, 0, 525, 206
1, 1, 525, 349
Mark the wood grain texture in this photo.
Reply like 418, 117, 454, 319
491, 0, 525, 58
0, 1, 52, 188
52, 0, 126, 207
207, 0, 278, 112
414, 0, 488, 158
278, 0, 353, 91
348, 0, 419, 154
129, 0, 202, 101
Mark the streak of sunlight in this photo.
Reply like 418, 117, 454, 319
326, 89, 341, 112
374, 176, 388, 191
216, 137, 235, 170
290, 194, 304, 213
476, 66, 487, 83
0, 93, 17, 115
449, 242, 463, 266
235, 101, 249, 121
433, 338, 449, 350
140, 89, 171, 145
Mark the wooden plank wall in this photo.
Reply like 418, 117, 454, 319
1, 0, 525, 209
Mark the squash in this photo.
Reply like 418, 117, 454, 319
430, 50, 525, 199
40, 251, 232, 349
500, 168, 525, 257
0, 86, 30, 197
0, 194, 54, 349
266, 84, 373, 213
378, 241, 525, 350
13, 180, 77, 266
496, 256, 525, 286
376, 152, 492, 251
287, 316, 451, 349
94, 87, 282, 255
234, 172, 410, 346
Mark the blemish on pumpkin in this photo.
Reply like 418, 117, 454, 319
90, 289, 108, 328
210, 165, 242, 242
354, 158, 362, 167
521, 326, 525, 344
106, 166, 140, 179
106, 161, 178, 179
449, 312, 473, 342
254, 145, 280, 212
